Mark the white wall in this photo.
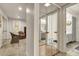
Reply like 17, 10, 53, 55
66, 12, 73, 43
0, 8, 8, 48
0, 9, 8, 19
66, 12, 72, 34
66, 11, 79, 42
66, 12, 78, 43
66, 10, 79, 42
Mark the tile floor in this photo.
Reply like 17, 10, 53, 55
39, 40, 58, 56
56, 41, 79, 56
0, 39, 79, 56
0, 39, 26, 56
40, 40, 79, 56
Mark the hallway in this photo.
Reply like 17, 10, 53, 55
0, 3, 79, 56
0, 3, 28, 56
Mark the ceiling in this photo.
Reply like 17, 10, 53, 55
0, 3, 68, 20
0, 3, 34, 21
67, 4, 79, 16
39, 3, 68, 17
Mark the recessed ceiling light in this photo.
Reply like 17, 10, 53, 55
18, 6, 22, 11
26, 8, 30, 13
44, 3, 51, 7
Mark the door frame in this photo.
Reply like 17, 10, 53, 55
39, 9, 59, 56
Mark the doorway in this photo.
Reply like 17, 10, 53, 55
39, 3, 58, 56
66, 3, 79, 56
